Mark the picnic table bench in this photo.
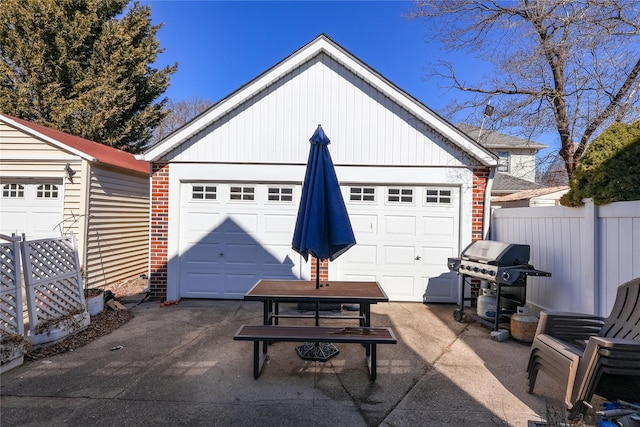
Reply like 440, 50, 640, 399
234, 325, 397, 380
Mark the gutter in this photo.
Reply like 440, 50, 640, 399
484, 167, 496, 239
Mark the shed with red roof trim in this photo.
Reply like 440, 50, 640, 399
0, 114, 150, 290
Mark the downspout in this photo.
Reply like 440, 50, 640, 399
484, 167, 496, 240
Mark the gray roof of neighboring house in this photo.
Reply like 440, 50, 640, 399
492, 172, 544, 193
458, 124, 547, 151
491, 186, 569, 202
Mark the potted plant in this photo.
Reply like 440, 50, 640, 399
81, 267, 104, 316
1, 332, 31, 373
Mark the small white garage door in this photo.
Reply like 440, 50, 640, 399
178, 181, 460, 302
178, 182, 305, 299
333, 185, 460, 302
0, 180, 64, 240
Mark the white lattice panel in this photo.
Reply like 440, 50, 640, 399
0, 235, 23, 337
21, 236, 86, 329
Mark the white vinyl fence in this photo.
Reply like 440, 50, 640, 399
491, 199, 640, 316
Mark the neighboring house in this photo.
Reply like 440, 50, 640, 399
491, 186, 569, 208
458, 124, 546, 188
0, 114, 150, 289
139, 34, 497, 303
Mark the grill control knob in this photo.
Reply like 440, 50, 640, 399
502, 271, 511, 281
473, 267, 479, 272
488, 270, 495, 276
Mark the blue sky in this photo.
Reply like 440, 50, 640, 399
140, 0, 558, 154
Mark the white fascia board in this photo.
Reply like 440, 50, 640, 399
0, 114, 97, 162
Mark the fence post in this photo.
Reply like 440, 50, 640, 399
582, 198, 599, 315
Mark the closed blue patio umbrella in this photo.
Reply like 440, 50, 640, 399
292, 124, 356, 289
292, 124, 356, 361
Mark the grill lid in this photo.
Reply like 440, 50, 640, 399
460, 240, 530, 265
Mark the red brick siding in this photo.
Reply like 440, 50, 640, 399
472, 167, 490, 242
149, 162, 169, 301
470, 167, 491, 296
310, 258, 329, 282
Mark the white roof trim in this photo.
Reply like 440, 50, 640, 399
0, 114, 96, 162
142, 34, 497, 167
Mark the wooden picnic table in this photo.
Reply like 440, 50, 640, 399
236, 280, 395, 380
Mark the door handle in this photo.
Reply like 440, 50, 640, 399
415, 255, 421, 260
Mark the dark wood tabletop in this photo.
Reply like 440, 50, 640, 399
244, 280, 389, 303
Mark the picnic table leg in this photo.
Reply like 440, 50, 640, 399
366, 344, 377, 381
263, 301, 270, 325
253, 340, 269, 379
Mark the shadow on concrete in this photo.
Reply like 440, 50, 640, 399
0, 299, 586, 427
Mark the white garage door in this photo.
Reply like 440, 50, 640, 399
178, 182, 305, 299
333, 185, 460, 302
0, 180, 64, 240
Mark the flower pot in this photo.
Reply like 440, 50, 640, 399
29, 311, 90, 346
1, 341, 27, 374
85, 290, 104, 316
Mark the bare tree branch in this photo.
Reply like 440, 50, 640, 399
407, 0, 640, 178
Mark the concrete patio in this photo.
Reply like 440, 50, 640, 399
0, 300, 601, 426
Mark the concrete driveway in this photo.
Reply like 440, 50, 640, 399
0, 300, 597, 426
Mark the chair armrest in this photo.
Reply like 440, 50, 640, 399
571, 335, 640, 405
536, 311, 605, 341
587, 336, 640, 351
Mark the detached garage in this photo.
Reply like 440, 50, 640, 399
142, 34, 497, 302
0, 114, 150, 289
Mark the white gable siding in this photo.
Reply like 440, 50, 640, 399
164, 54, 468, 167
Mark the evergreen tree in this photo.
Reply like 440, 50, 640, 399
561, 121, 640, 206
0, 0, 177, 153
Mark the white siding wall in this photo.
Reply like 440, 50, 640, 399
84, 164, 149, 288
165, 54, 468, 167
491, 200, 640, 316
508, 150, 537, 182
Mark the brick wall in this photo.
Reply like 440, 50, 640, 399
472, 167, 490, 242
310, 258, 329, 282
149, 162, 169, 301
470, 167, 491, 296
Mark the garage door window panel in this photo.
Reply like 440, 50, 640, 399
350, 187, 375, 202
2, 184, 25, 198
425, 188, 452, 205
192, 185, 217, 200
36, 184, 59, 199
230, 186, 255, 201
267, 187, 293, 203
387, 188, 413, 204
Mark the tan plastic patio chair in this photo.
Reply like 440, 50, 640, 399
526, 277, 640, 416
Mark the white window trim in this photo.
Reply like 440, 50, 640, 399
229, 185, 256, 202
349, 186, 376, 203
386, 187, 414, 205
2, 183, 25, 199
191, 184, 218, 201
266, 186, 294, 203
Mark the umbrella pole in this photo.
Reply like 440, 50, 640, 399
315, 258, 320, 325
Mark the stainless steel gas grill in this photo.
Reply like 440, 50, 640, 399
448, 240, 551, 331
